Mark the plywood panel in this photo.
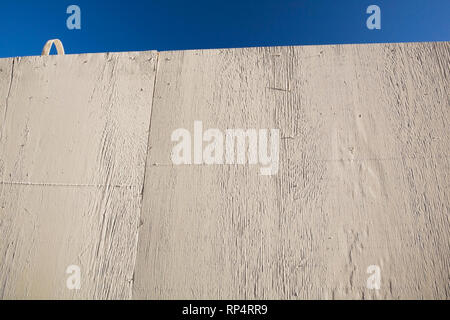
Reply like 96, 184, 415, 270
0, 51, 158, 299
133, 42, 449, 299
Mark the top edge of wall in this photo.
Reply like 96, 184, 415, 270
1, 40, 449, 60
0, 50, 159, 61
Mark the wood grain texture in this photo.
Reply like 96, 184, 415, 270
133, 42, 449, 299
0, 42, 448, 300
0, 52, 158, 299
0, 58, 14, 166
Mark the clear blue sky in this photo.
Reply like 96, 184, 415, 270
0, 0, 449, 58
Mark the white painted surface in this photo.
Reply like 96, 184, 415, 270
0, 52, 157, 299
0, 42, 448, 299
134, 43, 449, 299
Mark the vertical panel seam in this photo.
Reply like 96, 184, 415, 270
129, 51, 160, 299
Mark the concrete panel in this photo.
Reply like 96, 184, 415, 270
0, 185, 140, 299
0, 51, 158, 299
0, 42, 448, 300
133, 42, 449, 299
0, 58, 14, 174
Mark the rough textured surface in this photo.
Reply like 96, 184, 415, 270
0, 58, 13, 150
133, 42, 449, 299
0, 52, 158, 299
0, 42, 449, 300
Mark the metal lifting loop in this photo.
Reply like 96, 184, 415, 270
41, 39, 65, 56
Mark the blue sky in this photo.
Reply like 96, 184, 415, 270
0, 0, 449, 58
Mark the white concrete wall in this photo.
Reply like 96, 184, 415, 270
0, 52, 158, 299
0, 42, 449, 299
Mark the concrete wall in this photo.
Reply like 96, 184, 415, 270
0, 42, 449, 299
